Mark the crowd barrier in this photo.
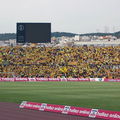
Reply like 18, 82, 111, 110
0, 78, 90, 82
19, 101, 120, 120
0, 78, 120, 82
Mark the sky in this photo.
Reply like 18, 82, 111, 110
0, 0, 120, 34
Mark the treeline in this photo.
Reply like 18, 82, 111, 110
52, 31, 120, 38
0, 31, 120, 41
52, 32, 77, 37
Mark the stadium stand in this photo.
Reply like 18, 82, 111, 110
0, 46, 120, 78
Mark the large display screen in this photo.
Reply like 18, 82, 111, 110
17, 23, 51, 43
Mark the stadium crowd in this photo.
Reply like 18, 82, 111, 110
0, 46, 120, 78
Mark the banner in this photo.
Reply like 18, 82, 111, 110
48, 78, 60, 81
90, 78, 104, 82
104, 79, 120, 82
67, 78, 79, 81
1, 77, 120, 82
28, 78, 36, 82
96, 109, 120, 120
36, 78, 48, 81
0, 78, 14, 82
79, 78, 90, 81
59, 78, 68, 81
15, 78, 28, 82
19, 101, 120, 120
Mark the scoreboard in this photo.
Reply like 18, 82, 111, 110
17, 23, 51, 43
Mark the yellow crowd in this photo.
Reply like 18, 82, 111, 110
0, 46, 120, 78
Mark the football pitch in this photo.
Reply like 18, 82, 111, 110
0, 82, 120, 111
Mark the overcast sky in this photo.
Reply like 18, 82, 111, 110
0, 0, 120, 33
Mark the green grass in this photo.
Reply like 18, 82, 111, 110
0, 82, 120, 111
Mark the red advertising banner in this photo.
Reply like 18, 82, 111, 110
19, 101, 41, 110
68, 106, 91, 117
104, 79, 120, 82
19, 101, 120, 120
15, 78, 28, 82
48, 78, 60, 81
0, 78, 14, 82
28, 78, 36, 82
59, 78, 68, 81
96, 109, 120, 120
79, 78, 90, 81
1, 78, 120, 82
36, 78, 49, 81
67, 78, 79, 81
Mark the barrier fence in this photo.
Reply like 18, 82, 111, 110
0, 78, 120, 82
19, 101, 120, 120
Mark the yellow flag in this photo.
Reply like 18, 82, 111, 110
0, 58, 3, 63
60, 67, 67, 73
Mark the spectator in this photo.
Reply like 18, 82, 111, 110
0, 46, 119, 78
